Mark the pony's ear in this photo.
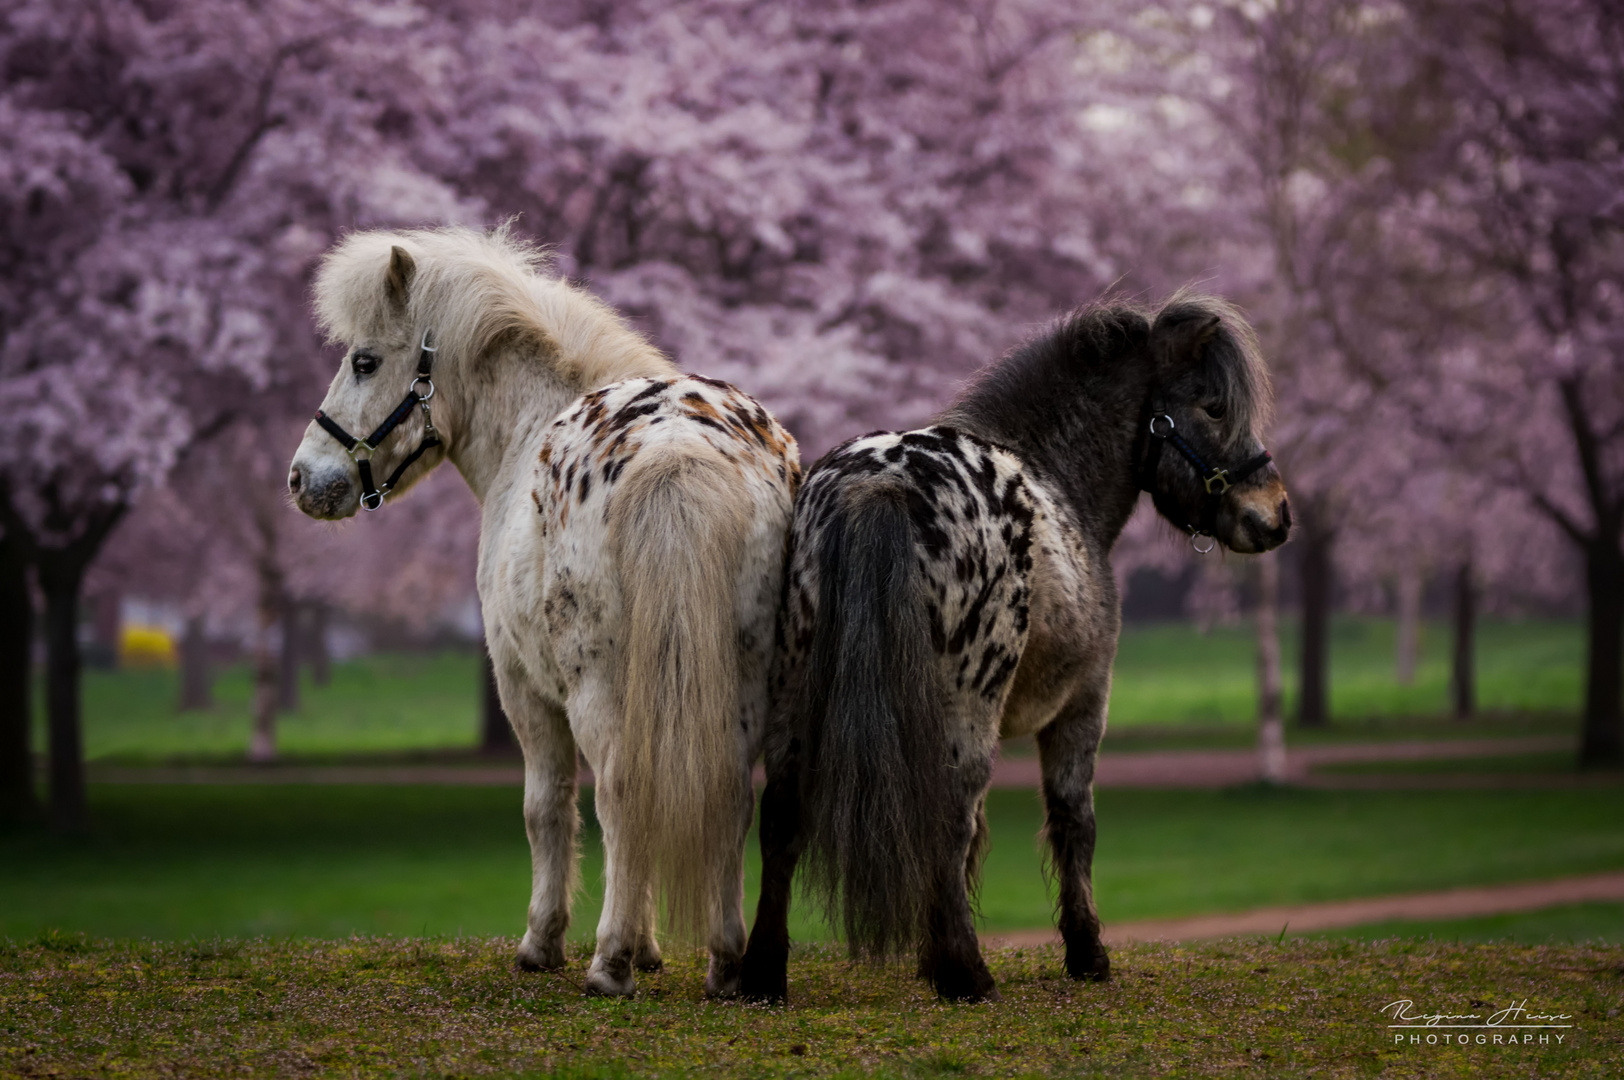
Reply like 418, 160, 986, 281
1152, 310, 1221, 372
385, 245, 416, 312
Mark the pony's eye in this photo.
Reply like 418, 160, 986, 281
352, 351, 379, 377
1201, 402, 1226, 421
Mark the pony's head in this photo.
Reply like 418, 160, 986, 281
288, 239, 444, 518
288, 225, 585, 519
1141, 295, 1290, 554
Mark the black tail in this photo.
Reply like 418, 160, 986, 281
796, 487, 955, 959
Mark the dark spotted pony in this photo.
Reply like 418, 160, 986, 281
739, 294, 1291, 1003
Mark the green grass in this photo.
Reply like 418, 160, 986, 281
60, 652, 484, 762
45, 617, 1583, 765
5, 785, 1622, 943
1107, 617, 1581, 729
2, 936, 1618, 1078
1318, 902, 1624, 946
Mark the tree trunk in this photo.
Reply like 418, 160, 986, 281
1296, 510, 1333, 729
480, 642, 518, 756
1394, 562, 1422, 686
0, 538, 37, 822
1578, 541, 1623, 767
1451, 559, 1475, 722
1255, 552, 1286, 784
249, 559, 281, 763
306, 602, 331, 687
277, 597, 301, 714
37, 558, 87, 831
177, 614, 213, 712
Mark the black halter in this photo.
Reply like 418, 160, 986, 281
314, 330, 441, 512
1137, 396, 1273, 552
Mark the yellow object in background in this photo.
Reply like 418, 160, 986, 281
120, 624, 177, 669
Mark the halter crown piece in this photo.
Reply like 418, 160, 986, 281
313, 330, 441, 511
1136, 393, 1273, 553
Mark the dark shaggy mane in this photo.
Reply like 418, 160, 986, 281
944, 299, 1151, 438
945, 291, 1272, 454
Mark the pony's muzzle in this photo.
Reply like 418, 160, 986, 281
1235, 496, 1291, 552
288, 460, 356, 519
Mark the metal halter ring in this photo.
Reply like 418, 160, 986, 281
1191, 533, 1217, 554
411, 376, 436, 401
1149, 414, 1175, 437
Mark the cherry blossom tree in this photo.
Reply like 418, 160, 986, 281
1393, 0, 1624, 764
0, 0, 467, 825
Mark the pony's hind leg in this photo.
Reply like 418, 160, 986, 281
703, 757, 754, 998
1036, 694, 1111, 981
508, 687, 580, 973
919, 761, 999, 1003
632, 883, 663, 973
586, 778, 653, 997
739, 743, 805, 1003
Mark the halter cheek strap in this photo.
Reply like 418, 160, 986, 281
1137, 397, 1273, 551
314, 330, 441, 511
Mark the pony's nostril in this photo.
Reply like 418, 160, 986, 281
288, 466, 302, 494
1278, 499, 1292, 531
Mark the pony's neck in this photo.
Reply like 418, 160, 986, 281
939, 352, 1152, 553
443, 280, 678, 503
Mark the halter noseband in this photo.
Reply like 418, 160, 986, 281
313, 330, 441, 511
1137, 396, 1273, 553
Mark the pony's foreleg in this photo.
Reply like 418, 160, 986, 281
918, 761, 999, 1003
739, 743, 804, 1003
510, 690, 580, 973
1036, 693, 1111, 981
703, 755, 754, 998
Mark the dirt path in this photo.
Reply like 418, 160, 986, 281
88, 735, 1578, 788
989, 736, 1577, 788
982, 869, 1624, 947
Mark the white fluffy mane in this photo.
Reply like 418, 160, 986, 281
313, 223, 675, 390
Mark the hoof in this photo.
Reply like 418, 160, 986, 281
934, 973, 1001, 1003
738, 950, 788, 1005
634, 940, 664, 974
515, 932, 566, 972
584, 963, 637, 998
932, 956, 1000, 1003
1064, 942, 1111, 982
705, 954, 743, 999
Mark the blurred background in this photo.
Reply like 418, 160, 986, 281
2, 0, 1620, 948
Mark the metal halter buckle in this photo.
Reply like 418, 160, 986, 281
1203, 469, 1230, 495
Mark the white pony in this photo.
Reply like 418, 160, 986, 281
287, 226, 799, 997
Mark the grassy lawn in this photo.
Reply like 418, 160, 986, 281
1107, 616, 1581, 730
59, 652, 485, 763
4, 785, 1622, 944
45, 617, 1582, 764
1318, 903, 1624, 946
2, 936, 1618, 1078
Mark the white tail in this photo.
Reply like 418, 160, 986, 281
606, 446, 750, 940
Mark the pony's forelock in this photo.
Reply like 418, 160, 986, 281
1154, 289, 1274, 447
